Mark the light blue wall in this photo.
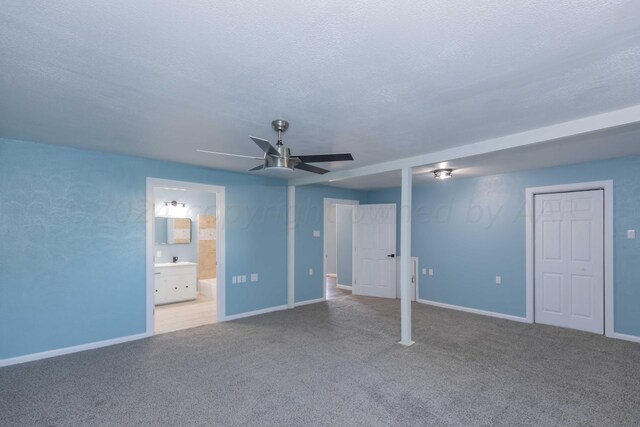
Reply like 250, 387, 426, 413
294, 185, 368, 302
153, 188, 216, 264
336, 204, 353, 286
367, 156, 640, 337
0, 138, 287, 360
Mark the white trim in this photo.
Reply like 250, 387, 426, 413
224, 304, 288, 321
611, 333, 640, 344
0, 333, 149, 368
525, 180, 613, 337
146, 178, 226, 330
413, 257, 420, 301
287, 186, 295, 309
290, 105, 640, 186
326, 273, 337, 278
294, 297, 326, 307
336, 284, 352, 290
417, 299, 529, 323
323, 198, 359, 302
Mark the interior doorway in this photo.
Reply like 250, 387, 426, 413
146, 178, 226, 335
323, 198, 358, 300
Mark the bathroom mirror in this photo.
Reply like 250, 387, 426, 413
155, 217, 192, 244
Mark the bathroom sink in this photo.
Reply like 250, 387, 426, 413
154, 261, 198, 267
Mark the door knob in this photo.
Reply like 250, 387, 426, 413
387, 254, 395, 258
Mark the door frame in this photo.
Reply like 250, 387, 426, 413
146, 178, 226, 335
323, 198, 359, 301
525, 180, 613, 337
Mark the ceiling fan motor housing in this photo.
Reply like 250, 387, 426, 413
265, 146, 295, 171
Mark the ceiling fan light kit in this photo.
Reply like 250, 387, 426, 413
433, 168, 453, 180
198, 119, 354, 175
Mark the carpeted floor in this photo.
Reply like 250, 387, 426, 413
2, 294, 639, 426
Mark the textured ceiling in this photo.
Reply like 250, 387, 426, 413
1, 1, 640, 178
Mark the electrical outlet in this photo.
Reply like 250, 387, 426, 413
251, 273, 258, 282
309, 268, 313, 275
628, 229, 636, 240
496, 276, 502, 285
422, 268, 427, 275
429, 269, 433, 276
313, 230, 320, 237
156, 250, 162, 258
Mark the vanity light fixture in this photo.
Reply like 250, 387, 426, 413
433, 169, 453, 180
164, 200, 186, 208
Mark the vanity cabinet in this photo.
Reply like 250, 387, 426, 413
154, 263, 198, 305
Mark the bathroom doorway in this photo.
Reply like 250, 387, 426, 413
146, 178, 226, 335
323, 198, 358, 300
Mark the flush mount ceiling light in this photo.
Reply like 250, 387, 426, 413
433, 169, 453, 180
164, 200, 186, 207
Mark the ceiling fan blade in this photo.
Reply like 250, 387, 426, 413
248, 164, 264, 172
294, 153, 353, 163
250, 136, 279, 157
197, 149, 263, 160
294, 163, 330, 175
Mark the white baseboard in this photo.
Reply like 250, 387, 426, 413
336, 284, 352, 290
223, 304, 288, 321
0, 332, 150, 368
294, 297, 325, 307
417, 298, 529, 323
611, 332, 640, 344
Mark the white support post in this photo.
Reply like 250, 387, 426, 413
399, 167, 414, 346
287, 185, 295, 309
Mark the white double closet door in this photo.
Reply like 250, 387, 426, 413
534, 190, 604, 334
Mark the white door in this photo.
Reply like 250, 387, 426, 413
534, 190, 604, 334
353, 204, 396, 298
395, 257, 417, 301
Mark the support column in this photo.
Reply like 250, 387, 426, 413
287, 185, 295, 309
399, 167, 414, 346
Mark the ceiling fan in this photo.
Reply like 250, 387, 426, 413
197, 120, 354, 175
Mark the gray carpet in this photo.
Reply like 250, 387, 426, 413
2, 294, 639, 426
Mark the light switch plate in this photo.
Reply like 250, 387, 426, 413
309, 268, 313, 275
313, 230, 320, 237
429, 269, 433, 276
232, 276, 237, 284
422, 268, 427, 275
628, 229, 636, 239
241, 275, 246, 283
251, 273, 258, 282
496, 276, 502, 285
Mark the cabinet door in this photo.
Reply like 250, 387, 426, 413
184, 281, 197, 300
167, 276, 181, 303
154, 273, 166, 305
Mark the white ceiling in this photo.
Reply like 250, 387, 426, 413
1, 1, 640, 183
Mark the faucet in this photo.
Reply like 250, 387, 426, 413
172, 256, 178, 263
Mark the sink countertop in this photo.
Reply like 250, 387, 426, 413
154, 262, 198, 267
